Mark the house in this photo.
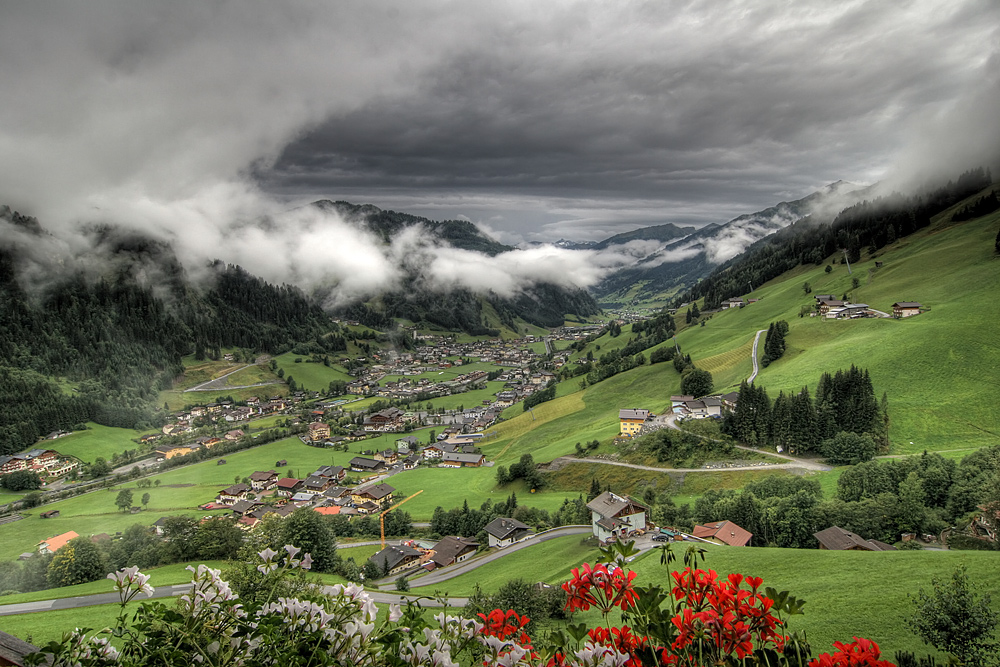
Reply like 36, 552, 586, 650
275, 478, 303, 497
349, 457, 385, 473
402, 453, 421, 470
307, 422, 331, 442
483, 517, 532, 549
290, 491, 317, 506
368, 544, 423, 577
618, 409, 651, 437
422, 445, 444, 460
441, 452, 486, 467
248, 470, 278, 492
39, 530, 79, 554
374, 449, 398, 465
693, 520, 753, 547
224, 429, 245, 441
813, 526, 896, 551
892, 302, 922, 318
396, 436, 419, 453
311, 465, 346, 482
351, 483, 395, 506
303, 475, 333, 494
818, 299, 846, 315
587, 491, 648, 542
722, 297, 745, 309
152, 517, 169, 536
217, 483, 251, 505
429, 536, 478, 568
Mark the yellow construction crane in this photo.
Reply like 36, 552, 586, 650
380, 489, 423, 548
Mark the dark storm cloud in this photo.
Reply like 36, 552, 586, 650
0, 0, 997, 294
261, 0, 1000, 240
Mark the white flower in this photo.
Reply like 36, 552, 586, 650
388, 604, 402, 622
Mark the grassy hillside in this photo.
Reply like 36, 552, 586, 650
676, 200, 1000, 454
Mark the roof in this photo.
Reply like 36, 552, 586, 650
313, 506, 341, 515
220, 483, 250, 496
892, 302, 921, 308
483, 516, 530, 540
619, 409, 650, 420
349, 456, 384, 469
430, 536, 479, 566
276, 478, 301, 489
693, 521, 752, 547
0, 628, 41, 667
370, 544, 422, 571
249, 470, 277, 481
356, 483, 395, 500
441, 452, 485, 464
40, 530, 79, 551
586, 491, 648, 519
813, 526, 896, 552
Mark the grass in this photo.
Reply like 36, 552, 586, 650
0, 561, 225, 605
49, 423, 143, 464
675, 205, 1000, 455
409, 534, 602, 595
0, 602, 125, 646
273, 353, 352, 392
629, 544, 1000, 659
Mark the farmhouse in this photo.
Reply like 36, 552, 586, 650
483, 517, 532, 549
818, 299, 845, 315
311, 465, 346, 482
892, 302, 922, 318
351, 483, 395, 506
813, 526, 896, 551
217, 483, 251, 505
618, 409, 651, 437
369, 544, 423, 576
39, 530, 79, 554
587, 491, 648, 542
693, 520, 752, 547
248, 470, 278, 492
349, 457, 385, 473
427, 536, 478, 568
275, 478, 303, 497
440, 452, 485, 467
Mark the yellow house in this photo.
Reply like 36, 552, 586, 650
618, 409, 650, 437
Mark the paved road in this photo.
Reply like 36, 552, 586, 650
0, 527, 597, 617
375, 525, 593, 590
548, 454, 824, 474
747, 329, 768, 384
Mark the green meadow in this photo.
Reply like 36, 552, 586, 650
47, 423, 143, 464
273, 353, 352, 392
675, 205, 1000, 454
409, 534, 603, 595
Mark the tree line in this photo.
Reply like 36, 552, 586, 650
722, 366, 887, 463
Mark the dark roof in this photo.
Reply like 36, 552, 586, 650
813, 526, 896, 551
249, 470, 277, 481
586, 491, 648, 519
892, 302, 921, 308
220, 483, 250, 496
483, 516, 530, 540
0, 629, 41, 667
430, 536, 479, 566
370, 544, 422, 571
356, 483, 395, 500
349, 457, 384, 469
618, 409, 650, 420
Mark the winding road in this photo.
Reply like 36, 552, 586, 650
747, 329, 768, 384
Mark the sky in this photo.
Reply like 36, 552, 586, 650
0, 1, 998, 293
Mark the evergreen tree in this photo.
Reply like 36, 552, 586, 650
115, 488, 134, 512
